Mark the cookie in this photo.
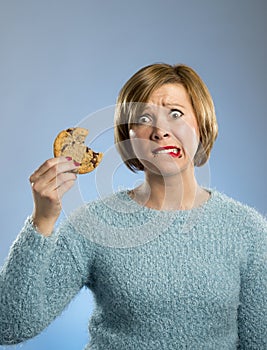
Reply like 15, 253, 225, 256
53, 127, 103, 174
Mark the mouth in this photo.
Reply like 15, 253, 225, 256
152, 146, 182, 158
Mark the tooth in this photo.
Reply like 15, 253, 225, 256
156, 148, 179, 154
153, 147, 181, 155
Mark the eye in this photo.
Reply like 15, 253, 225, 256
170, 109, 183, 119
136, 114, 152, 124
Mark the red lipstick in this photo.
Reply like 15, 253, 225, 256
152, 146, 182, 158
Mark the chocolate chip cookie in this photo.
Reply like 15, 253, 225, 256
53, 127, 103, 174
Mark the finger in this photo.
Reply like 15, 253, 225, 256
57, 177, 77, 199
30, 157, 79, 186
29, 157, 73, 182
41, 161, 80, 186
33, 172, 77, 196
29, 157, 63, 182
55, 172, 77, 190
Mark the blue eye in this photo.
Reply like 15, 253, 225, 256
137, 114, 152, 124
170, 109, 183, 119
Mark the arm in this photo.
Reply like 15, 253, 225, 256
0, 156, 95, 345
237, 212, 267, 349
0, 212, 95, 345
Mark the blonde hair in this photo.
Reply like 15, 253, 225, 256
114, 63, 218, 172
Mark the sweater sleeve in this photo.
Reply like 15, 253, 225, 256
0, 210, 96, 345
237, 211, 267, 349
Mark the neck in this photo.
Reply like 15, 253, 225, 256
130, 168, 207, 211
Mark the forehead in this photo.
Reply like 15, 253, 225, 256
147, 83, 191, 107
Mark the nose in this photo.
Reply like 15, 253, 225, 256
150, 126, 170, 141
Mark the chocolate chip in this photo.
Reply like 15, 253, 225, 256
61, 144, 68, 152
66, 128, 74, 134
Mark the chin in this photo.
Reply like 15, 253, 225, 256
142, 160, 192, 178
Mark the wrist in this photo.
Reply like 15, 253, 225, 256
30, 215, 56, 237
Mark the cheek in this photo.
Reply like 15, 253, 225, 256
129, 129, 137, 139
129, 129, 152, 159
129, 128, 147, 158
174, 121, 199, 159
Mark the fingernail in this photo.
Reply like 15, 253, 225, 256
66, 156, 72, 161
74, 161, 81, 166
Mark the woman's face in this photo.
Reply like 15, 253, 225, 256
129, 83, 200, 177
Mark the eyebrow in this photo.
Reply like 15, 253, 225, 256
141, 103, 186, 112
163, 102, 186, 109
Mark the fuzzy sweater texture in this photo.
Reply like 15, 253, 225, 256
0, 189, 266, 349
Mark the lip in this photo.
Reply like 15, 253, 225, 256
152, 145, 182, 158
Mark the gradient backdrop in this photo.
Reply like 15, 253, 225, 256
0, 0, 266, 349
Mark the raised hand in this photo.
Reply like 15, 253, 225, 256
29, 156, 80, 236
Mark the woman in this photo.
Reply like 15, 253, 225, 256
0, 63, 266, 349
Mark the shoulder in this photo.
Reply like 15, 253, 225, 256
68, 190, 129, 219
212, 189, 266, 221
209, 188, 267, 240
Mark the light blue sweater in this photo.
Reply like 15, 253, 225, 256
0, 189, 266, 349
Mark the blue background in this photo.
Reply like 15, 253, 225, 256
0, 0, 266, 349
